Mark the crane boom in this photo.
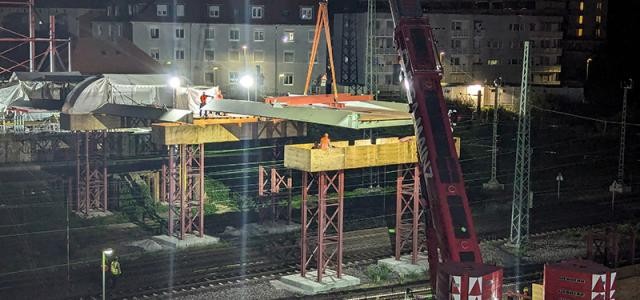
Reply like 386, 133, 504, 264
389, 1, 503, 298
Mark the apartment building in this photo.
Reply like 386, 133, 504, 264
92, 0, 327, 99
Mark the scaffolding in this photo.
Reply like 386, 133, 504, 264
395, 163, 426, 264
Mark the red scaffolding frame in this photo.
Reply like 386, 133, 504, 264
258, 165, 293, 222
0, 1, 72, 76
300, 170, 344, 282
163, 144, 205, 239
395, 163, 426, 264
75, 131, 108, 215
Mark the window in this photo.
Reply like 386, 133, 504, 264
509, 23, 523, 31
208, 5, 220, 17
451, 21, 462, 31
473, 39, 481, 49
487, 40, 502, 49
596, 28, 601, 37
308, 51, 317, 64
175, 49, 185, 60
229, 72, 239, 84
507, 58, 519, 65
251, 6, 263, 19
229, 29, 239, 41
283, 50, 295, 63
449, 57, 460, 65
487, 59, 499, 65
205, 72, 215, 84
308, 30, 314, 42
578, 15, 583, 24
283, 73, 294, 85
577, 28, 583, 37
284, 30, 295, 42
97, 25, 103, 36
451, 39, 462, 49
300, 7, 313, 20
253, 30, 265, 41
254, 50, 264, 62
128, 4, 133, 15
579, 1, 584, 11
529, 23, 536, 31
205, 27, 215, 40
205, 49, 215, 61
228, 50, 240, 61
150, 48, 160, 60
157, 4, 168, 16
597, 2, 602, 9
150, 27, 159, 39
176, 4, 184, 17
559, 289, 584, 297
596, 15, 602, 23
107, 6, 112, 16
176, 28, 184, 39
114, 6, 119, 16
559, 276, 586, 283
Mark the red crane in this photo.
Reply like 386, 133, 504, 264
389, 1, 503, 298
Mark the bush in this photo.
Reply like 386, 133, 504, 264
365, 264, 393, 283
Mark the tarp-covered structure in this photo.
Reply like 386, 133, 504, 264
63, 74, 221, 116
0, 72, 85, 112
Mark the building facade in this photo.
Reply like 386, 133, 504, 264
92, 0, 327, 99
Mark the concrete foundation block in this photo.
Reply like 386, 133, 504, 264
152, 234, 220, 249
274, 269, 360, 295
378, 255, 428, 276
74, 210, 113, 219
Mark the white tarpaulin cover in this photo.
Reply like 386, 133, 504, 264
0, 75, 46, 112
62, 74, 221, 115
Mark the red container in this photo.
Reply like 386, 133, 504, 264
544, 259, 616, 299
437, 261, 503, 300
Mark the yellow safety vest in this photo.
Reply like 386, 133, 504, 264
110, 261, 122, 276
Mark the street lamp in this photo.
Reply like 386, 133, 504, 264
586, 58, 593, 81
555, 172, 564, 201
102, 248, 113, 300
240, 74, 254, 101
168, 76, 181, 108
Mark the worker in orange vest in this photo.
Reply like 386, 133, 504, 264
319, 133, 331, 150
199, 92, 209, 118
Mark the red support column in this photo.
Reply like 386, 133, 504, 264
75, 131, 108, 215
395, 163, 425, 264
300, 170, 344, 282
165, 144, 205, 239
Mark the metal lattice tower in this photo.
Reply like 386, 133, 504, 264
510, 41, 531, 249
365, 0, 377, 98
339, 13, 363, 94
483, 77, 505, 190
614, 79, 633, 190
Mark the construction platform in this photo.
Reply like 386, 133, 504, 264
378, 255, 428, 276
274, 270, 360, 295
284, 137, 460, 172
152, 234, 220, 249
204, 99, 413, 129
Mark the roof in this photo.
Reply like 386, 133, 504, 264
71, 37, 164, 74
546, 259, 611, 274
11, 72, 87, 83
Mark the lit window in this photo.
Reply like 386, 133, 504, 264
228, 50, 240, 61
284, 30, 295, 42
157, 4, 168, 16
205, 49, 215, 61
251, 6, 263, 19
254, 50, 265, 62
284, 50, 295, 63
283, 73, 294, 85
487, 59, 499, 65
208, 5, 220, 18
205, 27, 215, 40
229, 72, 239, 84
596, 15, 602, 23
577, 28, 583, 37
300, 7, 313, 20
579, 1, 584, 11
253, 30, 265, 42
596, 28, 601, 37
150, 49, 159, 60
229, 29, 239, 41
176, 4, 184, 17
597, 2, 602, 9
578, 15, 583, 24
175, 28, 184, 39
150, 27, 159, 39
175, 49, 185, 60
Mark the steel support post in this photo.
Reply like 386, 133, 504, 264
75, 131, 108, 215
395, 164, 425, 263
300, 170, 344, 282
166, 144, 205, 239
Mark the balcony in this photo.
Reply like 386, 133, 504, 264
451, 30, 472, 38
